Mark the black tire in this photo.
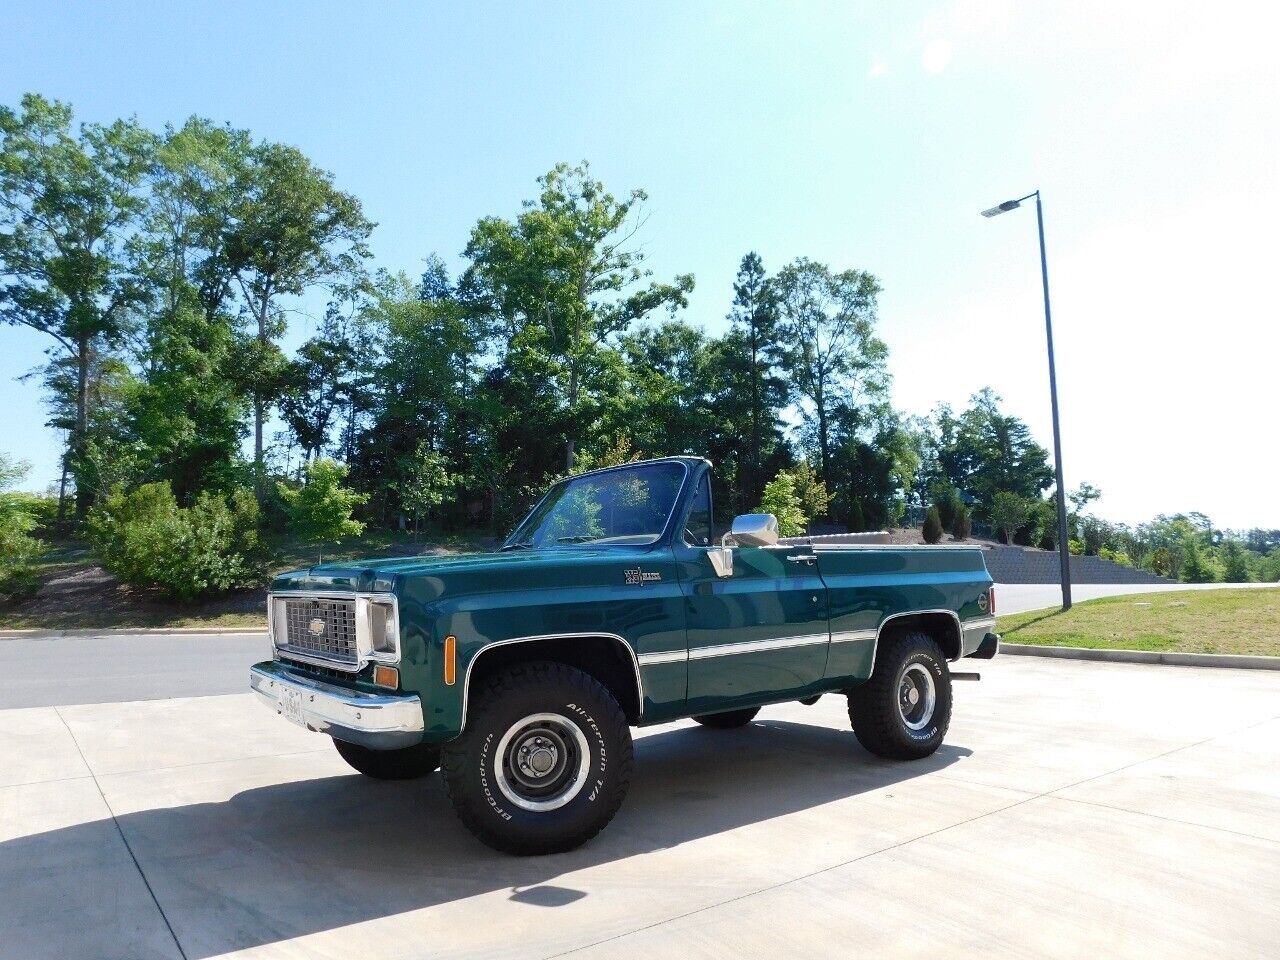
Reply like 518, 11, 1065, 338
693, 707, 760, 728
847, 630, 952, 760
333, 737, 441, 780
442, 661, 634, 855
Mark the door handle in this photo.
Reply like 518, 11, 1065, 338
787, 554, 817, 565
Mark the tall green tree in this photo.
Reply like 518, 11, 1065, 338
222, 142, 373, 491
921, 389, 1053, 519
725, 252, 787, 504
0, 94, 155, 515
125, 118, 253, 499
465, 162, 693, 472
773, 258, 887, 484
280, 300, 365, 466
349, 269, 488, 524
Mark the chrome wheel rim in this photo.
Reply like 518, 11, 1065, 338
494, 712, 591, 812
898, 664, 937, 731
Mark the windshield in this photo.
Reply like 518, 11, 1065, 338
503, 461, 688, 549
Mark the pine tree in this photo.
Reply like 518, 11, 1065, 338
923, 506, 943, 544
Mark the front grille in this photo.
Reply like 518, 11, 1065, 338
279, 597, 359, 664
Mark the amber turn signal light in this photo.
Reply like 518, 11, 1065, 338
443, 635, 457, 686
373, 665, 399, 688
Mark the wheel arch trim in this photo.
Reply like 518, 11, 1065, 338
459, 632, 644, 733
873, 609, 965, 667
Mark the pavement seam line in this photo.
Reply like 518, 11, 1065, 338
1050, 793, 1280, 846
538, 711, 1280, 960
52, 706, 190, 960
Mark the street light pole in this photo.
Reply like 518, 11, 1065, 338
981, 190, 1072, 611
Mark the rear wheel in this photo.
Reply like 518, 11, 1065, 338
442, 661, 633, 855
333, 738, 441, 780
847, 630, 952, 760
693, 707, 760, 728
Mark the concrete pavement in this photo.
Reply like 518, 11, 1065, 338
2, 656, 1277, 959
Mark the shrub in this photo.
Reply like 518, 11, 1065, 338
87, 482, 267, 601
785, 462, 831, 524
0, 454, 45, 600
846, 497, 865, 533
1098, 546, 1133, 567
1220, 541, 1254, 583
278, 458, 369, 562
991, 492, 1031, 545
922, 506, 943, 544
755, 471, 807, 537
1031, 498, 1060, 550
930, 484, 962, 531
951, 505, 971, 541
1180, 542, 1219, 583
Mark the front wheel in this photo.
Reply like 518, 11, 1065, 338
442, 661, 634, 855
847, 630, 952, 760
333, 738, 441, 780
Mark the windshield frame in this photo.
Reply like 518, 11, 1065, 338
502, 458, 693, 551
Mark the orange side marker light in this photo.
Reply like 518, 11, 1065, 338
443, 635, 457, 685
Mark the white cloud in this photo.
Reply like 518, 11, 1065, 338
922, 38, 952, 74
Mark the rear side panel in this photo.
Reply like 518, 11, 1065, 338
815, 546, 992, 683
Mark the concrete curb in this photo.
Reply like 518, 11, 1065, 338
1002, 643, 1280, 671
0, 626, 264, 639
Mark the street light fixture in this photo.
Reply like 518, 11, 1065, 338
982, 190, 1072, 611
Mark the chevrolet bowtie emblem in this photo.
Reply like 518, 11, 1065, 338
308, 617, 326, 637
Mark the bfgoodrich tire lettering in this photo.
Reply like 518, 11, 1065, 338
847, 630, 952, 760
442, 661, 634, 855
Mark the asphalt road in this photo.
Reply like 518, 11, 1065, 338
0, 631, 267, 708
4, 656, 1277, 959
2, 582, 1274, 709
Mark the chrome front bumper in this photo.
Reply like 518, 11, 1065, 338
249, 662, 425, 750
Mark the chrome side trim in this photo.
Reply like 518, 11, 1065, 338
250, 664, 424, 750
460, 632, 645, 733
688, 632, 830, 660
638, 649, 689, 666
808, 543, 990, 552
873, 609, 965, 666
830, 628, 878, 645
963, 617, 997, 633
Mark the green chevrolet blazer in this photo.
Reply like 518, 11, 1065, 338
251, 456, 999, 854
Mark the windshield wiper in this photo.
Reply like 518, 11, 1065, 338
555, 535, 601, 544
499, 541, 534, 551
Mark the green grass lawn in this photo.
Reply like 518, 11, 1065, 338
997, 588, 1280, 657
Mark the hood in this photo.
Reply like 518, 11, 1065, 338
269, 545, 662, 596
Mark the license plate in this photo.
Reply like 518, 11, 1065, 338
280, 687, 305, 727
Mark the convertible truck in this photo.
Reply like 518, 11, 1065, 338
251, 456, 999, 854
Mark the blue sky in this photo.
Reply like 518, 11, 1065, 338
2, 1, 1277, 527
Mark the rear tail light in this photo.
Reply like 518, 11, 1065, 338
989, 587, 996, 614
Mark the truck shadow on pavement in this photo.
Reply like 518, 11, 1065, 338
7, 718, 972, 959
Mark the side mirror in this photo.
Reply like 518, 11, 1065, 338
730, 513, 779, 547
